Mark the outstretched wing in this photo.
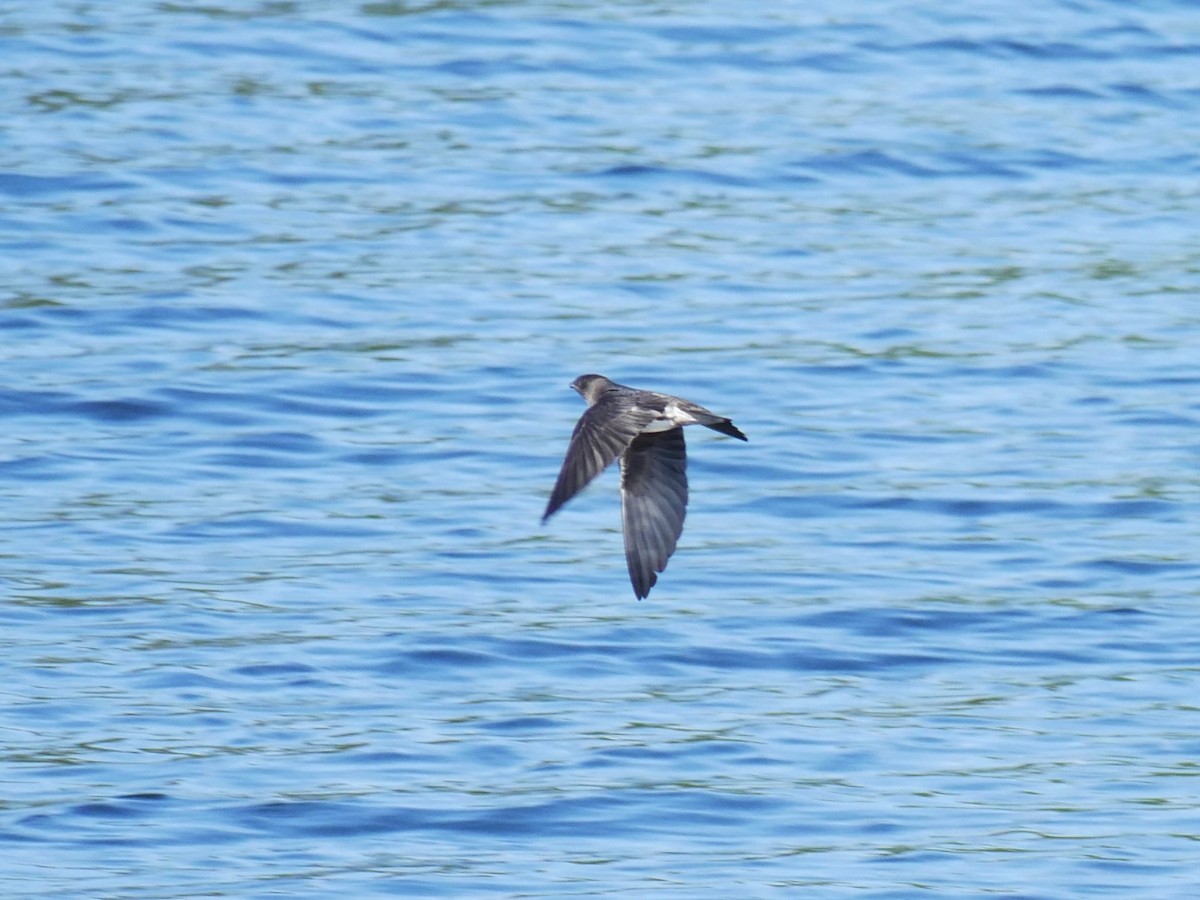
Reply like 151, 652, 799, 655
620, 427, 688, 599
543, 395, 657, 521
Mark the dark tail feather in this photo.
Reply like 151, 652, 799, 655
704, 419, 748, 441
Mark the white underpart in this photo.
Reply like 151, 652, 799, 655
638, 401, 699, 433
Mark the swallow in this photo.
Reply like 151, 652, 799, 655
543, 374, 747, 598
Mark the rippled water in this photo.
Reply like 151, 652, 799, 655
3, 1, 1200, 897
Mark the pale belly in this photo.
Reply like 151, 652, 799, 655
638, 402, 698, 433
640, 418, 678, 433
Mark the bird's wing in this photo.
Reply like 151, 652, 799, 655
543, 395, 657, 521
620, 427, 688, 599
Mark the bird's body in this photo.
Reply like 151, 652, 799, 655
543, 374, 747, 599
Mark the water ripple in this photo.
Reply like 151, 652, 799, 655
3, 1, 1200, 897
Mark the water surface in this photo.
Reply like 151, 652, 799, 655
2, 1, 1200, 897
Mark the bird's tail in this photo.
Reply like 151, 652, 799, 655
702, 418, 748, 441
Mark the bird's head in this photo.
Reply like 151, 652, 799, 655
570, 373, 614, 403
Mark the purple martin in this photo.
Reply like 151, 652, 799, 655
543, 374, 747, 599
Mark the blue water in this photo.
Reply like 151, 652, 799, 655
3, 1, 1200, 896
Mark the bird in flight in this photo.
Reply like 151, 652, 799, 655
543, 374, 747, 599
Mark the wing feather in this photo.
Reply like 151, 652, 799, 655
619, 428, 688, 599
543, 395, 657, 521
